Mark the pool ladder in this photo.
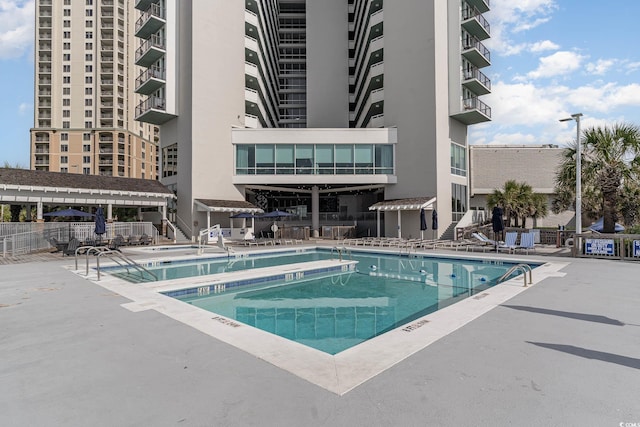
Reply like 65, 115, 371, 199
75, 246, 157, 282
331, 246, 352, 262
498, 263, 533, 287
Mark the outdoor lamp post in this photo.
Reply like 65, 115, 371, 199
559, 113, 583, 236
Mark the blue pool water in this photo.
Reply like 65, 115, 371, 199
111, 249, 537, 355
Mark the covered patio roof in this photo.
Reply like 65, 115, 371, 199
194, 199, 263, 214
369, 196, 436, 211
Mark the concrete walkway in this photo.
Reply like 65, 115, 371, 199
1, 246, 639, 426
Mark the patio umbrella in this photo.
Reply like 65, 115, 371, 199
262, 210, 293, 238
588, 217, 625, 233
94, 207, 106, 241
420, 208, 427, 240
230, 212, 256, 218
44, 208, 94, 218
491, 206, 504, 252
431, 209, 438, 240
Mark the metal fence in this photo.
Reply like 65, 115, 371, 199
1, 222, 159, 257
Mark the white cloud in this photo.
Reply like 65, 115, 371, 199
0, 0, 34, 59
529, 40, 559, 53
525, 51, 586, 80
585, 59, 616, 76
18, 101, 30, 115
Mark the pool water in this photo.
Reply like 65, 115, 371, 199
158, 250, 532, 355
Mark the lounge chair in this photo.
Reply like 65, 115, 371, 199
499, 231, 519, 253
62, 238, 81, 256
108, 234, 126, 251
516, 232, 536, 254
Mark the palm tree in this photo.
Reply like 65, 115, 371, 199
487, 180, 520, 227
488, 180, 547, 228
553, 123, 640, 233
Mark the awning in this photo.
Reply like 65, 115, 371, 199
194, 198, 263, 214
369, 196, 436, 211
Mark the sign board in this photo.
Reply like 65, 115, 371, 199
585, 239, 614, 256
633, 240, 640, 257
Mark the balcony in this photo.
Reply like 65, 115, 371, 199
462, 6, 490, 40
135, 95, 175, 125
462, 36, 491, 68
135, 34, 165, 67
451, 96, 491, 125
135, 3, 165, 39
462, 67, 491, 95
135, 68, 165, 95
465, 0, 489, 14
135, 0, 159, 11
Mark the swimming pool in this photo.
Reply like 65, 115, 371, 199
106, 248, 538, 354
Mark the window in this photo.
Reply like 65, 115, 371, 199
86, 9, 93, 17
85, 87, 92, 95
275, 145, 294, 174
63, 54, 70, 61
63, 31, 71, 39
64, 0, 71, 4
84, 99, 92, 106
63, 76, 71, 84
63, 121, 70, 128
86, 0, 93, 4
256, 145, 275, 174
83, 144, 91, 152
85, 110, 92, 117
60, 156, 68, 164
450, 143, 467, 177
85, 42, 93, 50
85, 65, 92, 72
295, 145, 313, 174
63, 42, 71, 50
85, 76, 92, 84
83, 133, 91, 141
63, 20, 71, 28
61, 144, 69, 152
63, 99, 70, 106
64, 9, 71, 16
85, 32, 93, 39
335, 145, 353, 174
83, 156, 91, 163
354, 145, 373, 174
85, 121, 92, 128
60, 167, 68, 173
85, 20, 93, 28
63, 65, 70, 72
451, 183, 468, 221
316, 145, 334, 174
83, 167, 91, 174
85, 53, 92, 61
63, 110, 70, 118
375, 145, 394, 174
63, 88, 70, 95
235, 145, 253, 175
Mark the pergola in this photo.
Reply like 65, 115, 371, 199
369, 196, 436, 238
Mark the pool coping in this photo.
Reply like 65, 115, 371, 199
68, 247, 569, 395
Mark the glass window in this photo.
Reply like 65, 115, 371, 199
451, 143, 467, 176
295, 145, 313, 174
275, 144, 294, 174
255, 145, 274, 174
316, 145, 334, 174
354, 144, 373, 174
375, 145, 393, 174
335, 145, 353, 174
451, 183, 468, 221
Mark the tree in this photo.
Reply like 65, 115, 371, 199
487, 180, 547, 228
553, 123, 640, 233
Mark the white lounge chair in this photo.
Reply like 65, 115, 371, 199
516, 232, 536, 254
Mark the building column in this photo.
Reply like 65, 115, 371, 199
36, 202, 44, 222
376, 210, 380, 237
397, 210, 402, 238
26, 204, 32, 221
107, 204, 113, 222
311, 185, 319, 238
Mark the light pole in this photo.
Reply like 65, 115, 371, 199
559, 113, 583, 236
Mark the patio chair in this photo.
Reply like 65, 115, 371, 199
499, 231, 519, 253
516, 232, 536, 254
138, 233, 152, 245
62, 238, 81, 256
108, 234, 126, 251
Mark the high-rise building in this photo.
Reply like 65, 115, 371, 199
135, 0, 491, 239
31, 0, 158, 180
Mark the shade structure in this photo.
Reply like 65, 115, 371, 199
261, 210, 293, 218
589, 217, 625, 233
94, 207, 106, 236
44, 208, 94, 218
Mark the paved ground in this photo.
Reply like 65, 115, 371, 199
1, 244, 639, 426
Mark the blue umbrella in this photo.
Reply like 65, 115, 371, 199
431, 209, 438, 239
262, 210, 293, 218
94, 206, 106, 237
44, 208, 94, 218
589, 217, 624, 233
230, 212, 256, 218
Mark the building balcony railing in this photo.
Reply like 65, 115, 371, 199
135, 0, 159, 12
462, 36, 491, 68
462, 5, 490, 40
135, 95, 175, 125
135, 3, 165, 39
135, 68, 165, 95
465, 0, 490, 14
462, 67, 491, 95
451, 96, 491, 125
135, 34, 165, 67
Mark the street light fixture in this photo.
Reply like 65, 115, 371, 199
559, 113, 583, 236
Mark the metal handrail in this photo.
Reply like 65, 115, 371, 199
498, 263, 533, 287
73, 245, 157, 281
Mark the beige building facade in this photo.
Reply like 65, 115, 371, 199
31, 0, 158, 180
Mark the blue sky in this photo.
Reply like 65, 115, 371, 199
1, 0, 640, 167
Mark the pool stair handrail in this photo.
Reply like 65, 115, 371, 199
73, 245, 157, 282
198, 224, 221, 255
331, 246, 352, 262
498, 263, 533, 287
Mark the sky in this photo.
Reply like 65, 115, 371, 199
1, 0, 640, 167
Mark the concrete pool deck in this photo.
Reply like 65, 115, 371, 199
1, 243, 639, 426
